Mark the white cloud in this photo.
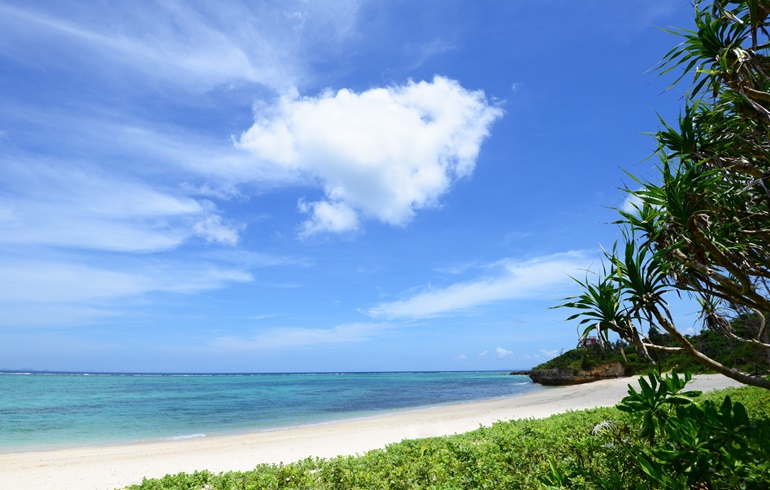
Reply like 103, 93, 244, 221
0, 161, 238, 252
435, 261, 477, 275
455, 354, 467, 361
0, 259, 252, 305
620, 192, 643, 214
197, 249, 312, 269
540, 348, 560, 359
297, 199, 359, 237
248, 314, 281, 321
212, 322, 390, 350
2, 6, 503, 245
238, 76, 503, 235
0, 254, 253, 327
479, 350, 488, 358
405, 38, 455, 69
193, 215, 240, 245
496, 347, 513, 359
0, 304, 121, 329
365, 252, 592, 319
0, 1, 360, 93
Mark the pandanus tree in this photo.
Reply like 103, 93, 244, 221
560, 0, 770, 389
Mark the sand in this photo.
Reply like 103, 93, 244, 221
0, 374, 743, 490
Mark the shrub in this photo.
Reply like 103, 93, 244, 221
128, 377, 770, 489
545, 371, 770, 489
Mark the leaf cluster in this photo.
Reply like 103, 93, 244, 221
558, 0, 770, 390
545, 371, 770, 489
616, 371, 702, 444
534, 311, 770, 379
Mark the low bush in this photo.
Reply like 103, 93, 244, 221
127, 376, 770, 489
533, 318, 770, 380
544, 371, 770, 489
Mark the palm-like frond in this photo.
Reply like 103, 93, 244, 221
558, 1, 770, 390
555, 265, 626, 345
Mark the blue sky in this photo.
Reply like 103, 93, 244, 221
0, 1, 698, 372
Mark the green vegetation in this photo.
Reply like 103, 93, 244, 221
531, 342, 647, 376
126, 374, 770, 489
545, 371, 770, 489
534, 312, 770, 377
656, 312, 770, 375
557, 0, 770, 389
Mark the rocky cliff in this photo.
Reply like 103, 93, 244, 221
528, 361, 627, 386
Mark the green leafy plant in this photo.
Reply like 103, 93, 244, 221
541, 372, 770, 489
616, 370, 701, 443
612, 371, 769, 489
558, 0, 770, 389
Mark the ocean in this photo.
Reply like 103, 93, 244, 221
0, 371, 541, 453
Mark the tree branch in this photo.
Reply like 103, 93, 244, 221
651, 306, 770, 389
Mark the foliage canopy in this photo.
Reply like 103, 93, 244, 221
559, 0, 770, 389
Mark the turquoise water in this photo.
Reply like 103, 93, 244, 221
0, 371, 541, 452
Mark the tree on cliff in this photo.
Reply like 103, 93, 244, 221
559, 0, 770, 389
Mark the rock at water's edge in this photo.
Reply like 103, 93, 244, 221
529, 361, 628, 386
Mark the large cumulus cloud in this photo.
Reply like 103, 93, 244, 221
238, 76, 503, 236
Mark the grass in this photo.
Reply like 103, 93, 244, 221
126, 382, 770, 489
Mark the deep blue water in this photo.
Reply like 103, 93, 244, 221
0, 371, 541, 452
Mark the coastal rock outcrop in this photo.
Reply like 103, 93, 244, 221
528, 361, 627, 386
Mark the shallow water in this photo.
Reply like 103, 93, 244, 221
0, 371, 540, 452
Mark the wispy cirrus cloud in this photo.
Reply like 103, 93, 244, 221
2, 3, 502, 244
0, 160, 238, 252
365, 252, 593, 320
0, 1, 360, 92
0, 259, 252, 304
0, 253, 253, 327
405, 38, 455, 69
0, 1, 511, 335
435, 261, 478, 275
211, 322, 393, 350
0, 1, 373, 332
540, 348, 560, 359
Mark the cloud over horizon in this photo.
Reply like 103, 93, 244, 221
0, 254, 253, 327
496, 347, 513, 359
365, 252, 593, 319
212, 322, 392, 350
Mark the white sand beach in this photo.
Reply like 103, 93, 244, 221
0, 374, 742, 490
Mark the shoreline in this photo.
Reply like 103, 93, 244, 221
0, 370, 536, 454
0, 384, 544, 456
0, 374, 742, 490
